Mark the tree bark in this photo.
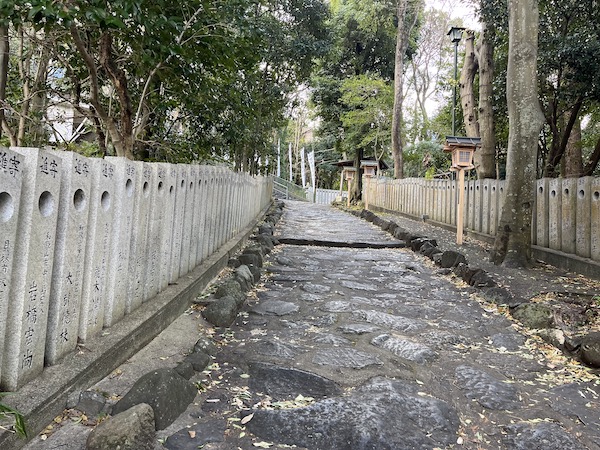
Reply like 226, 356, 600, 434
391, 0, 410, 179
561, 117, 583, 177
476, 23, 496, 179
459, 30, 479, 138
542, 97, 583, 177
582, 136, 600, 176
0, 25, 8, 141
491, 0, 545, 267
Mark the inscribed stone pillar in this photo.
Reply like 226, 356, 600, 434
535, 179, 549, 248
128, 162, 152, 311
548, 178, 562, 251
169, 165, 186, 282
591, 178, 600, 261
158, 163, 176, 291
576, 177, 592, 258
180, 165, 195, 276
188, 165, 201, 270
142, 164, 162, 301
2, 148, 61, 390
194, 166, 208, 265
103, 157, 137, 326
79, 158, 115, 342
0, 148, 25, 384
203, 168, 217, 259
560, 178, 577, 254
45, 151, 92, 364
481, 180, 491, 235
476, 181, 484, 233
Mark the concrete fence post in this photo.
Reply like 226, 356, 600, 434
45, 151, 92, 364
79, 158, 116, 342
2, 148, 61, 390
0, 148, 26, 386
561, 178, 577, 254
576, 177, 593, 258
591, 178, 600, 261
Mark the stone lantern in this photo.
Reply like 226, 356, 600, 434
443, 136, 481, 245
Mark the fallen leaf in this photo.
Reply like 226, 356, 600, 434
253, 442, 272, 448
241, 413, 254, 425
188, 430, 196, 438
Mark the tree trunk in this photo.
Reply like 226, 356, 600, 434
391, 0, 410, 179
542, 98, 583, 177
99, 32, 135, 160
491, 0, 545, 267
459, 31, 479, 138
0, 25, 8, 141
582, 136, 600, 176
476, 23, 496, 179
561, 117, 582, 177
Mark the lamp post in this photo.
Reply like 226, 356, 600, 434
444, 136, 480, 245
447, 26, 465, 136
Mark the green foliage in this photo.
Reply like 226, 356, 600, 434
403, 140, 449, 178
0, 393, 26, 438
2, 0, 331, 169
340, 74, 393, 156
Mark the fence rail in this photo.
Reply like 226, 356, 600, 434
273, 177, 307, 201
365, 176, 600, 262
0, 147, 272, 391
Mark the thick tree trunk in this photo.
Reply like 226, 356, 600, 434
491, 0, 545, 267
542, 98, 583, 177
391, 0, 410, 179
561, 117, 583, 177
99, 32, 135, 160
459, 31, 479, 138
0, 25, 8, 141
476, 23, 497, 179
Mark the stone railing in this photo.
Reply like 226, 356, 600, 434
364, 176, 600, 262
0, 147, 272, 391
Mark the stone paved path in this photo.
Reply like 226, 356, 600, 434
23, 200, 600, 450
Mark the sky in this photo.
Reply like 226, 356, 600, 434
427, 0, 481, 30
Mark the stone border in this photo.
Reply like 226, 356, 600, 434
200, 201, 285, 328
0, 202, 275, 450
346, 208, 600, 369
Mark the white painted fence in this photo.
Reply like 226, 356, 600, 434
0, 147, 272, 390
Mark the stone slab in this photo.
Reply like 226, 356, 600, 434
142, 164, 162, 301
128, 162, 152, 312
104, 157, 137, 326
0, 148, 25, 382
371, 334, 437, 363
250, 300, 300, 316
248, 362, 342, 400
79, 158, 116, 342
454, 365, 520, 411
2, 148, 61, 390
312, 347, 382, 369
158, 163, 177, 291
45, 151, 92, 364
179, 164, 194, 277
246, 377, 459, 450
352, 309, 427, 333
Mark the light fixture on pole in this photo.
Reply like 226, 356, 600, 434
447, 26, 465, 136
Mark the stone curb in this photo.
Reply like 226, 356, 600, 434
201, 201, 285, 329
344, 207, 600, 369
0, 202, 275, 450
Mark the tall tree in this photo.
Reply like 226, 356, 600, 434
491, 0, 545, 267
391, 0, 420, 179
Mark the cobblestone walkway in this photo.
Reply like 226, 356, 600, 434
23, 200, 600, 450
